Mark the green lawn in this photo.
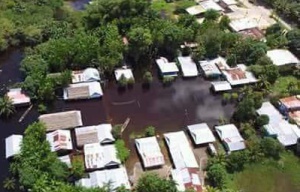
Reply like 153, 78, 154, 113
228, 152, 300, 192
151, 0, 196, 18
271, 76, 298, 95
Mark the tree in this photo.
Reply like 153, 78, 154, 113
234, 96, 256, 122
226, 54, 237, 67
0, 95, 15, 118
118, 75, 128, 88
260, 137, 284, 160
136, 173, 178, 192
287, 29, 300, 55
204, 9, 220, 21
112, 124, 123, 139
226, 150, 250, 172
71, 157, 85, 180
145, 126, 156, 137
264, 64, 279, 84
255, 56, 273, 66
256, 115, 270, 127
219, 15, 230, 30
207, 164, 228, 189
115, 140, 130, 163
143, 71, 153, 84
3, 177, 15, 191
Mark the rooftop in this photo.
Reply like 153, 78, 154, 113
156, 57, 179, 76
199, 57, 223, 77
198, 0, 224, 12
135, 137, 165, 168
164, 131, 198, 169
171, 168, 202, 192
114, 68, 134, 81
187, 123, 216, 145
46, 130, 73, 152
72, 68, 100, 83
229, 18, 258, 32
289, 111, 300, 127
39, 110, 83, 131
238, 27, 265, 40
5, 134, 23, 159
211, 81, 232, 92
279, 96, 300, 110
267, 49, 300, 66
177, 56, 198, 77
63, 81, 103, 100
186, 5, 206, 15
6, 88, 30, 106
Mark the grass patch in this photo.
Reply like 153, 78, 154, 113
271, 76, 298, 95
228, 152, 300, 192
151, 0, 196, 18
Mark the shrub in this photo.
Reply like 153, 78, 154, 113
127, 77, 135, 86
112, 124, 122, 140
144, 126, 156, 137
207, 164, 228, 189
222, 93, 231, 103
118, 74, 128, 87
162, 76, 174, 85
38, 103, 47, 114
115, 140, 130, 163
71, 156, 85, 180
143, 71, 153, 84
256, 115, 270, 127
260, 137, 284, 160
226, 150, 250, 173
231, 92, 239, 101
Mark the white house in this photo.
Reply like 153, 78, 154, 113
198, 0, 224, 12
72, 68, 100, 83
135, 137, 165, 168
75, 124, 115, 147
114, 68, 134, 81
156, 57, 179, 77
229, 18, 258, 32
186, 5, 206, 16
76, 167, 131, 190
84, 143, 120, 170
187, 123, 216, 145
46, 130, 73, 152
215, 124, 246, 152
257, 102, 299, 146
199, 57, 223, 78
171, 168, 202, 192
5, 135, 23, 159
164, 131, 198, 169
63, 82, 103, 100
267, 49, 300, 66
177, 56, 198, 77
6, 88, 30, 106
211, 81, 232, 92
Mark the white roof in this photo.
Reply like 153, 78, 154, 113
77, 167, 131, 190
114, 68, 134, 81
135, 137, 165, 168
267, 49, 300, 66
72, 68, 100, 83
186, 5, 206, 15
215, 124, 245, 152
211, 81, 232, 92
63, 81, 103, 100
5, 135, 23, 159
58, 155, 72, 168
171, 168, 202, 192
229, 18, 258, 32
156, 57, 179, 75
84, 143, 120, 170
188, 123, 216, 144
257, 102, 299, 146
177, 56, 198, 77
199, 0, 224, 11
46, 130, 73, 152
7, 88, 30, 105
221, 0, 237, 5
164, 131, 198, 169
75, 124, 115, 146
199, 57, 223, 77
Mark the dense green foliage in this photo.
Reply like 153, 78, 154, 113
135, 173, 177, 192
115, 139, 130, 163
0, 95, 15, 118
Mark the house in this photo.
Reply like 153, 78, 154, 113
289, 111, 300, 127
267, 49, 300, 66
211, 81, 232, 92
114, 68, 134, 81
39, 110, 83, 132
217, 62, 258, 86
220, 0, 237, 6
238, 28, 265, 40
46, 130, 73, 152
135, 137, 165, 168
156, 57, 179, 77
164, 131, 198, 169
215, 124, 246, 152
199, 58, 222, 78
84, 143, 120, 170
171, 168, 202, 192
177, 56, 198, 77
229, 18, 258, 32
72, 68, 100, 83
5, 135, 23, 159
75, 124, 115, 147
76, 167, 131, 190
257, 102, 299, 146
63, 82, 103, 100
186, 5, 206, 16
58, 155, 72, 168
198, 0, 224, 12
187, 123, 216, 145
279, 96, 300, 113
6, 88, 30, 106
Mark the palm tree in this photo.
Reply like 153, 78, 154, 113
0, 95, 15, 118
3, 177, 15, 191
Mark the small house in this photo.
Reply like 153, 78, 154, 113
215, 124, 246, 152
177, 56, 198, 77
72, 68, 100, 83
156, 57, 179, 77
39, 110, 83, 132
279, 95, 300, 113
114, 68, 134, 81
63, 82, 103, 100
171, 168, 202, 192
211, 81, 232, 92
135, 137, 165, 168
5, 135, 23, 159
267, 49, 300, 66
6, 88, 30, 106
199, 58, 222, 78
187, 123, 216, 145
46, 130, 73, 152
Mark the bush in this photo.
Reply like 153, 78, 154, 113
231, 92, 239, 102
118, 74, 128, 87
144, 126, 156, 137
71, 156, 85, 180
38, 103, 47, 114
112, 124, 122, 140
162, 76, 174, 85
222, 93, 231, 103
226, 150, 250, 173
256, 115, 270, 127
260, 137, 284, 160
143, 71, 153, 84
127, 77, 135, 86
207, 164, 228, 189
115, 140, 130, 163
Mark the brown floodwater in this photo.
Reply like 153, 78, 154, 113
0, 49, 235, 191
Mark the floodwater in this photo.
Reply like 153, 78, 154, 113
0, 49, 235, 191
70, 0, 91, 10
